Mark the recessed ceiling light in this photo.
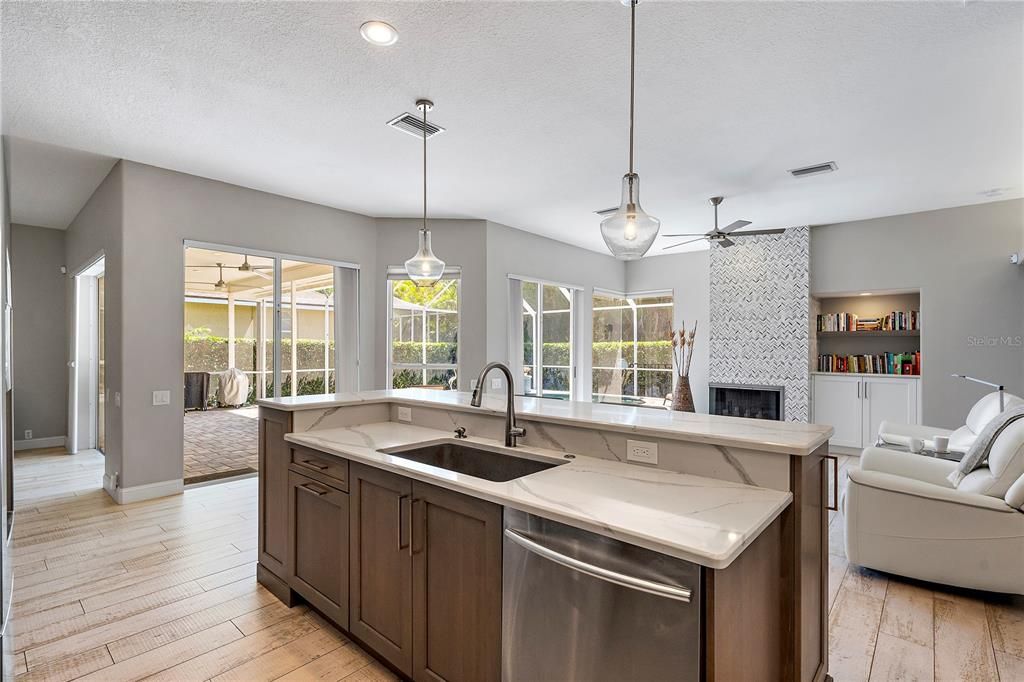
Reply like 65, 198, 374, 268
360, 21, 398, 46
859, 292, 873, 296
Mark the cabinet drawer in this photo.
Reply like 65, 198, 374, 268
290, 446, 348, 490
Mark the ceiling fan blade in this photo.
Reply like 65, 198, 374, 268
731, 229, 787, 236
251, 270, 272, 280
718, 237, 736, 248
662, 237, 707, 250
593, 207, 619, 216
719, 220, 752, 234
660, 233, 707, 238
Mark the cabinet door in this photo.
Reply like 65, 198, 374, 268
287, 470, 349, 628
811, 376, 863, 448
350, 463, 414, 676
259, 407, 292, 576
863, 378, 919, 448
412, 481, 502, 682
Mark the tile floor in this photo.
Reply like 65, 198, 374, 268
182, 407, 259, 482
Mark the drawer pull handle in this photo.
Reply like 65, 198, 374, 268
299, 483, 330, 496
301, 459, 328, 471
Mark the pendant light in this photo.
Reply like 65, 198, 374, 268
600, 0, 660, 261
404, 99, 446, 286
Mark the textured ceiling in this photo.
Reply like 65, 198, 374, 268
2, 1, 1022, 254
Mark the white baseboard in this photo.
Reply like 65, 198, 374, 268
106, 478, 184, 505
14, 436, 67, 451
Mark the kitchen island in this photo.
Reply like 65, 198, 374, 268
256, 388, 833, 682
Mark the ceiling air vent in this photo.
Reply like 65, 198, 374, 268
788, 161, 837, 178
386, 112, 446, 140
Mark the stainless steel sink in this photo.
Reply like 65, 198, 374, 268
382, 440, 565, 482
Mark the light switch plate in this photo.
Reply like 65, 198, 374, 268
114, 392, 121, 408
397, 406, 412, 423
152, 390, 171, 406
626, 439, 658, 464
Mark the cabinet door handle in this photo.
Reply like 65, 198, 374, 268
299, 483, 329, 496
397, 495, 410, 550
410, 499, 425, 557
857, 382, 860, 399
824, 455, 839, 512
864, 382, 869, 400
301, 459, 328, 471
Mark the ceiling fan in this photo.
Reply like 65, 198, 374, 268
659, 197, 785, 250
189, 255, 272, 280
188, 262, 230, 288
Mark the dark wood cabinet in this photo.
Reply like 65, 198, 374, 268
349, 462, 414, 676
287, 469, 349, 629
258, 407, 292, 578
412, 481, 502, 682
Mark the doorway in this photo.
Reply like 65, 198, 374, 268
182, 244, 359, 485
69, 256, 105, 454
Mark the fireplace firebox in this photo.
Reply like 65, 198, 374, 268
709, 383, 784, 421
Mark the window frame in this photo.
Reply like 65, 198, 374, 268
386, 266, 462, 390
592, 288, 675, 406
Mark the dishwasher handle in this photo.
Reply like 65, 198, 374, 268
504, 528, 692, 603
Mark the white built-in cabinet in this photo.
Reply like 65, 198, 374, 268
811, 373, 921, 450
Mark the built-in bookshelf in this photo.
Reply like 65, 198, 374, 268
811, 291, 922, 376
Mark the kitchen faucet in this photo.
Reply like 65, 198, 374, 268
470, 362, 526, 447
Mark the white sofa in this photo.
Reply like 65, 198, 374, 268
877, 390, 1024, 453
844, 419, 1024, 594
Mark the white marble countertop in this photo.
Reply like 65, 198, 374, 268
285, 421, 792, 569
260, 388, 833, 456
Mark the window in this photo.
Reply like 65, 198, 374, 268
592, 291, 674, 407
388, 269, 460, 390
519, 280, 574, 400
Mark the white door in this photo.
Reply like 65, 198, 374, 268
812, 375, 863, 448
863, 377, 919, 448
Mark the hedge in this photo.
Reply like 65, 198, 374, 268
523, 341, 672, 368
185, 333, 335, 374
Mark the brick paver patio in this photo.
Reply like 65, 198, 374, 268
183, 406, 259, 482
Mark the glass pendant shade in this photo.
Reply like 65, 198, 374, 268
404, 228, 445, 286
600, 173, 660, 260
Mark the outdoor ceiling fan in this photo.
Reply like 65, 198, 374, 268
658, 197, 785, 250
190, 255, 272, 280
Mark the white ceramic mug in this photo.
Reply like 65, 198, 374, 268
933, 436, 950, 453
909, 437, 924, 453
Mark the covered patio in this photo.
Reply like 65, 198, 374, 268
183, 247, 340, 484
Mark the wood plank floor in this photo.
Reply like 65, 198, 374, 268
11, 448, 1024, 681
11, 448, 395, 682
827, 453, 1024, 681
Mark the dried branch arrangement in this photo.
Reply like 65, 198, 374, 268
670, 321, 698, 378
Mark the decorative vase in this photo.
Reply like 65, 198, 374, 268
671, 375, 695, 412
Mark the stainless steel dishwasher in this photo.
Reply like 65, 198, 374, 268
502, 508, 701, 682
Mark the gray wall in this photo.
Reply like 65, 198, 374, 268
485, 221, 626, 396
11, 224, 67, 442
812, 199, 1024, 428
625, 250, 711, 413
119, 161, 379, 489
374, 219, 487, 390
64, 162, 125, 486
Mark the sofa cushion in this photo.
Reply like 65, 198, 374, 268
966, 391, 1024, 435
952, 417, 1024, 497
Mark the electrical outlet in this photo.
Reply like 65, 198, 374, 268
24, 430, 32, 440
397, 406, 412, 422
152, 390, 171, 406
115, 392, 121, 408
490, 377, 502, 390
626, 439, 658, 464
470, 379, 478, 390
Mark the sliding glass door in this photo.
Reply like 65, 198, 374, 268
516, 278, 576, 400
184, 245, 360, 404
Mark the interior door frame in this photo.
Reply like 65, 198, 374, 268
183, 240, 362, 398
68, 253, 105, 454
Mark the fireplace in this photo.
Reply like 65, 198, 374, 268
709, 383, 784, 421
